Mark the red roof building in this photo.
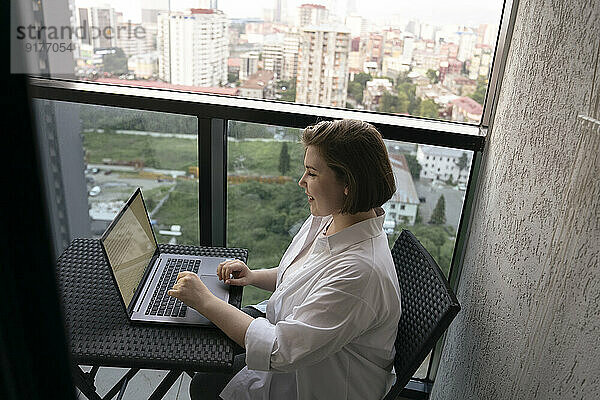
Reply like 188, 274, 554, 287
451, 96, 483, 123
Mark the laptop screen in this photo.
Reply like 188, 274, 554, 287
101, 190, 157, 308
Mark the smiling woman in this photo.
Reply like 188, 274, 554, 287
169, 119, 402, 400
299, 119, 396, 219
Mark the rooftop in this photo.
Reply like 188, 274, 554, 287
418, 144, 472, 159
389, 154, 420, 204
451, 97, 483, 115
300, 3, 326, 9
240, 70, 275, 90
190, 8, 215, 14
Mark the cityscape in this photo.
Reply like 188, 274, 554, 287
70, 0, 500, 124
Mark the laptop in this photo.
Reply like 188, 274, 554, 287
99, 187, 231, 326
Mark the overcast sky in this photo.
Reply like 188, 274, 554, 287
76, 0, 504, 26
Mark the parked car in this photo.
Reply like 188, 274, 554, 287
89, 186, 101, 196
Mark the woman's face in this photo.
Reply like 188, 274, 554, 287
298, 145, 347, 216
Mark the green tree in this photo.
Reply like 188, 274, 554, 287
354, 72, 373, 88
438, 240, 455, 277
426, 69, 439, 84
396, 82, 421, 114
102, 47, 128, 75
279, 79, 296, 102
404, 154, 422, 179
468, 76, 488, 105
418, 99, 439, 119
379, 92, 398, 113
279, 142, 290, 176
228, 71, 239, 83
347, 81, 364, 104
141, 138, 159, 168
455, 152, 469, 176
379, 92, 409, 114
429, 195, 446, 225
396, 71, 412, 85
414, 206, 423, 224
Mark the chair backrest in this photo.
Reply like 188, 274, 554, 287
383, 230, 461, 400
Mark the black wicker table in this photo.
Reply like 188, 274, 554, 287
56, 238, 247, 400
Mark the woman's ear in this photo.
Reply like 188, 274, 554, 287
344, 186, 348, 196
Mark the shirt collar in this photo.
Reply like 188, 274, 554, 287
314, 207, 386, 255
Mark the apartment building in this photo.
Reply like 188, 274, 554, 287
239, 51, 259, 81
417, 144, 473, 183
298, 3, 329, 27
295, 25, 350, 107
157, 8, 228, 87
282, 33, 300, 81
382, 154, 420, 229
262, 41, 284, 80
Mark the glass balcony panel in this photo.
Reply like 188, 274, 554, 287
32, 99, 199, 253
226, 120, 472, 297
226, 121, 472, 382
226, 120, 308, 307
384, 140, 473, 279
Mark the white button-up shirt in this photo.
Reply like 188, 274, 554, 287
221, 208, 401, 400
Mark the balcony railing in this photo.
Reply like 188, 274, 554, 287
29, 75, 484, 390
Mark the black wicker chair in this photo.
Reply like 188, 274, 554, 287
383, 230, 461, 400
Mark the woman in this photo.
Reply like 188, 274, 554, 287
168, 119, 402, 399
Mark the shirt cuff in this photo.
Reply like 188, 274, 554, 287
245, 317, 276, 371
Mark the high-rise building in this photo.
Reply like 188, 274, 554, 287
457, 30, 477, 63
76, 7, 117, 50
262, 41, 284, 80
157, 9, 228, 87
282, 33, 300, 81
405, 20, 421, 38
298, 4, 329, 27
366, 33, 384, 69
401, 36, 415, 65
116, 22, 155, 57
296, 26, 350, 107
344, 15, 366, 38
274, 0, 283, 22
239, 51, 259, 81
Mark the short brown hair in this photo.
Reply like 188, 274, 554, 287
301, 119, 396, 214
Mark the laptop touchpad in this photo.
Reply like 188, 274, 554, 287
200, 275, 230, 303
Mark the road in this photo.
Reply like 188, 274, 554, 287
87, 163, 186, 177
413, 179, 466, 233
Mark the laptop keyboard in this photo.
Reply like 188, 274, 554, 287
145, 258, 200, 318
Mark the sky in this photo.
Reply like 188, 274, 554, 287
75, 0, 504, 27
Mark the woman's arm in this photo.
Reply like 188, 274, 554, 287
217, 260, 278, 293
168, 271, 253, 348
201, 296, 253, 348
249, 267, 278, 292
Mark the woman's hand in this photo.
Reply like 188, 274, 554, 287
217, 260, 254, 286
167, 271, 216, 313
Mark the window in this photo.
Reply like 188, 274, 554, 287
226, 121, 307, 306
16, 0, 503, 125
23, 0, 502, 389
31, 99, 199, 254
30, 75, 482, 394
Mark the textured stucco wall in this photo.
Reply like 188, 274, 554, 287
430, 1, 600, 399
